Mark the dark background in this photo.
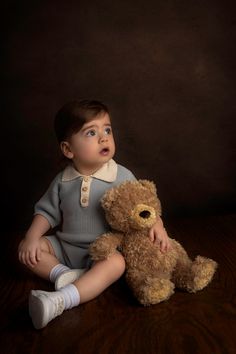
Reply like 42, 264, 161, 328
1, 0, 236, 234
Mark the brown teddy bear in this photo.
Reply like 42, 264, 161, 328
89, 179, 218, 306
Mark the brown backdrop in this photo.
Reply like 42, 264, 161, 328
1, 0, 236, 233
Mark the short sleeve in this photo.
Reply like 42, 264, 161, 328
127, 170, 137, 181
117, 164, 138, 183
33, 174, 62, 228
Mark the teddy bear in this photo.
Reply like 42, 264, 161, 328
89, 179, 218, 306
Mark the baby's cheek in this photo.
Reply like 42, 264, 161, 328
79, 143, 95, 157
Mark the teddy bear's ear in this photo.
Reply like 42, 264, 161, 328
139, 179, 157, 195
100, 187, 118, 210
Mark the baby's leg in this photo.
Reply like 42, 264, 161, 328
25, 238, 60, 280
29, 251, 125, 329
72, 251, 126, 303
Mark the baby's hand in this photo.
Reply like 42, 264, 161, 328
149, 221, 172, 253
18, 237, 42, 268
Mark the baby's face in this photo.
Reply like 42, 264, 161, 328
64, 112, 115, 171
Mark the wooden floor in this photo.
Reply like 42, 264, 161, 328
0, 212, 236, 354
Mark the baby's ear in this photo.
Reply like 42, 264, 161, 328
100, 187, 118, 210
139, 179, 157, 195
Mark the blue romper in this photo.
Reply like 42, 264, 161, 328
34, 158, 137, 269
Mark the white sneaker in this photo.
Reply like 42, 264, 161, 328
29, 289, 65, 329
55, 269, 86, 290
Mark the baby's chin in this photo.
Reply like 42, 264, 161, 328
86, 154, 114, 167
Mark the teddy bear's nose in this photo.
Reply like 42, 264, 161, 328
139, 210, 151, 219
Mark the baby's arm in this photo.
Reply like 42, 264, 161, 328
18, 214, 51, 268
149, 215, 172, 253
18, 173, 62, 268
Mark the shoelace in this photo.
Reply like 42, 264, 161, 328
48, 295, 64, 316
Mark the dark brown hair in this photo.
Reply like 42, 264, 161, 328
54, 99, 110, 143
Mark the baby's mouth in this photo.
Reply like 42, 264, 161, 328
99, 147, 110, 156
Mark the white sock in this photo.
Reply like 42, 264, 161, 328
49, 264, 70, 283
59, 284, 81, 310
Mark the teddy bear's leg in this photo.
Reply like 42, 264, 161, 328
171, 240, 218, 293
185, 256, 218, 293
126, 269, 175, 306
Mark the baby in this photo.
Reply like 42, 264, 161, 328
18, 99, 172, 329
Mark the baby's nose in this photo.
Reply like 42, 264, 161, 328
100, 135, 108, 141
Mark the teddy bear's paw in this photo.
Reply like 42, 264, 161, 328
138, 278, 175, 306
190, 256, 218, 292
89, 243, 116, 261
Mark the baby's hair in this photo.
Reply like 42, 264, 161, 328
54, 99, 110, 143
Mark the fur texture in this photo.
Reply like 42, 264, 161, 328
89, 179, 218, 306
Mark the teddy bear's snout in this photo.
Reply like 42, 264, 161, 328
130, 203, 156, 229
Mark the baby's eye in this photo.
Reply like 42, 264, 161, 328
86, 129, 96, 137
104, 127, 112, 135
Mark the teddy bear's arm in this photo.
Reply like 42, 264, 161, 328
89, 232, 124, 261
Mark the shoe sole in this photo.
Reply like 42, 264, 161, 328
55, 269, 86, 290
29, 291, 48, 329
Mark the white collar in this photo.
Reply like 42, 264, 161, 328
61, 158, 118, 182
